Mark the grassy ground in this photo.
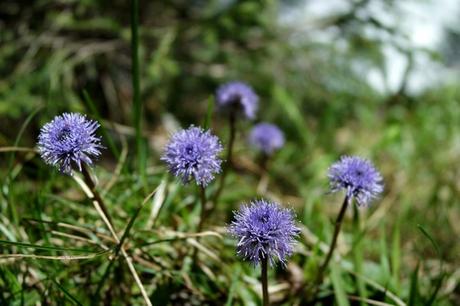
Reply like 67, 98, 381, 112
0, 84, 459, 305
1, 1, 459, 305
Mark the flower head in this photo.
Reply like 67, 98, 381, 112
328, 156, 383, 206
161, 126, 223, 186
216, 81, 258, 119
38, 113, 103, 174
249, 123, 285, 155
228, 199, 299, 266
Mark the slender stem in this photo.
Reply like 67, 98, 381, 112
197, 185, 207, 233
225, 111, 236, 167
81, 165, 113, 225
193, 185, 207, 264
315, 195, 349, 286
259, 153, 269, 173
131, 0, 145, 182
78, 167, 152, 306
261, 257, 269, 306
212, 112, 236, 206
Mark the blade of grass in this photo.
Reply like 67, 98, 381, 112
0, 239, 102, 253
225, 265, 241, 306
2, 106, 42, 225
417, 225, 445, 306
348, 296, 395, 306
146, 177, 167, 229
20, 273, 25, 306
0, 251, 109, 261
0, 147, 37, 153
73, 172, 153, 306
23, 218, 110, 243
131, 0, 146, 184
408, 262, 419, 306
93, 187, 157, 303
82, 90, 120, 159
425, 275, 445, 306
114, 188, 157, 257
379, 222, 391, 281
330, 263, 350, 306
0, 266, 21, 295
271, 85, 309, 145
345, 268, 406, 306
140, 231, 222, 247
416, 225, 441, 257
51, 279, 84, 306
391, 217, 401, 290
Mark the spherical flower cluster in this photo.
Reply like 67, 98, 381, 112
328, 156, 383, 206
38, 113, 103, 174
216, 81, 259, 119
249, 123, 285, 155
162, 126, 223, 186
229, 199, 299, 266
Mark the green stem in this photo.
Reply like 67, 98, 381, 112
193, 185, 207, 264
212, 112, 236, 206
197, 185, 207, 233
131, 0, 145, 182
259, 153, 269, 173
261, 257, 269, 306
315, 195, 349, 286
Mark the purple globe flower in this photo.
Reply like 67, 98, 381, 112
328, 156, 384, 206
216, 81, 259, 119
38, 113, 103, 174
161, 126, 223, 186
229, 200, 299, 266
249, 123, 285, 155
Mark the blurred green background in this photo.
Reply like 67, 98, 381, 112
0, 0, 459, 305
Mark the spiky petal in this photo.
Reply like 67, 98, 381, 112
229, 200, 299, 266
161, 126, 223, 186
38, 113, 103, 174
328, 156, 384, 206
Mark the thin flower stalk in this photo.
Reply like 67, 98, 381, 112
38, 113, 152, 306
212, 111, 236, 206
261, 256, 269, 306
313, 156, 383, 293
212, 81, 258, 206
314, 195, 349, 286
229, 200, 299, 306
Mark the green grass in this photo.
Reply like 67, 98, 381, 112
0, 1, 459, 305
1, 86, 458, 304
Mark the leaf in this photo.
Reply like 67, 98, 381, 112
425, 274, 445, 306
391, 217, 401, 290
330, 263, 350, 306
408, 262, 419, 306
0, 239, 100, 254
416, 225, 441, 258
225, 265, 241, 306
52, 279, 84, 306
94, 185, 158, 300
2, 106, 42, 225
417, 225, 445, 306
